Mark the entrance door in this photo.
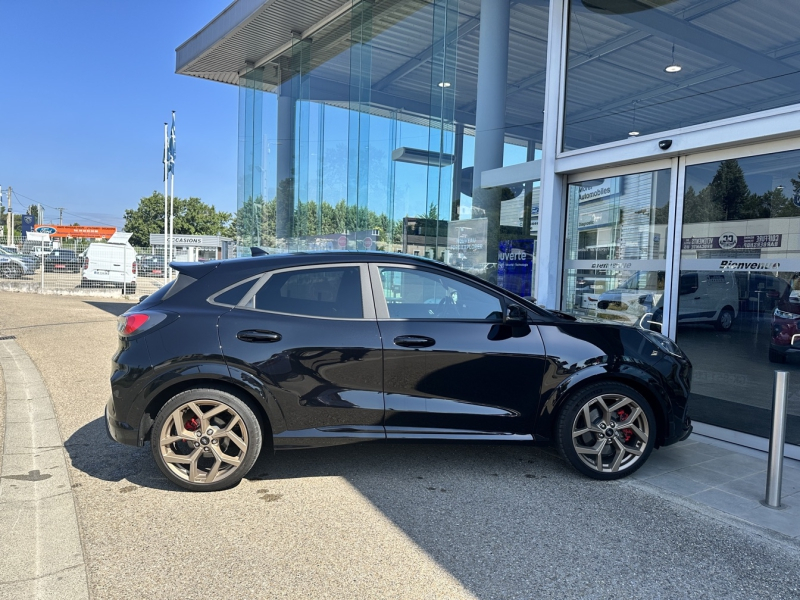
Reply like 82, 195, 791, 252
561, 162, 676, 333
674, 144, 800, 447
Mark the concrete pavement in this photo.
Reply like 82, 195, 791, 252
1, 290, 800, 599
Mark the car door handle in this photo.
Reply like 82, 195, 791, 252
394, 335, 435, 348
237, 329, 282, 343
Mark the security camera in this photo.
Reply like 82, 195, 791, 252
658, 139, 673, 150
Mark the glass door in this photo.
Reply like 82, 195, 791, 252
676, 147, 800, 445
562, 166, 673, 330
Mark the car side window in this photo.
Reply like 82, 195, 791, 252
251, 266, 363, 318
679, 273, 699, 296
379, 267, 502, 320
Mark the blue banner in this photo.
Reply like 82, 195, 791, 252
497, 239, 534, 297
21, 215, 34, 239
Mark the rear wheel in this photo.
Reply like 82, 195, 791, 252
151, 389, 263, 492
714, 307, 735, 331
556, 383, 655, 480
123, 283, 136, 294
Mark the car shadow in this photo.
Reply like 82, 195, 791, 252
84, 301, 137, 316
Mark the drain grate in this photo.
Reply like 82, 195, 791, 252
0, 335, 16, 341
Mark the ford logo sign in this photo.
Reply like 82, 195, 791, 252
35, 226, 57, 234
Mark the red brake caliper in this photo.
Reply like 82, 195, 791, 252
616, 409, 634, 443
185, 416, 200, 432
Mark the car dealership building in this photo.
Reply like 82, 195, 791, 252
178, 0, 800, 454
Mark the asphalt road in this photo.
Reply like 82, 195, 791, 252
1, 290, 799, 599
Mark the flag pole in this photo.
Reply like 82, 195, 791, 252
163, 122, 168, 286
169, 111, 176, 279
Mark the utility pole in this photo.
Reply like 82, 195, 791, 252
6, 186, 12, 246
57, 207, 64, 225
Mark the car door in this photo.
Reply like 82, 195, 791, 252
369, 263, 547, 440
217, 263, 385, 445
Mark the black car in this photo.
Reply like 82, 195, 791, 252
106, 253, 692, 491
137, 254, 165, 277
44, 249, 82, 273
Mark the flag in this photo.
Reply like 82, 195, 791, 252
167, 112, 176, 175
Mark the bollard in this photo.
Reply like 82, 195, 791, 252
762, 370, 789, 509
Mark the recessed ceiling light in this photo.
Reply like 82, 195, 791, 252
629, 131, 640, 136
665, 64, 682, 73
438, 81, 451, 88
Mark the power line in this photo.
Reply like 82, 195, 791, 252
11, 190, 118, 227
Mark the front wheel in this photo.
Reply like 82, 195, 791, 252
0, 263, 23, 279
556, 383, 656, 480
151, 389, 263, 491
769, 348, 787, 364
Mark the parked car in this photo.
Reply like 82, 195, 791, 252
43, 249, 83, 273
137, 254, 165, 277
106, 252, 693, 491
597, 270, 739, 331
82, 232, 137, 293
0, 246, 36, 278
769, 275, 800, 363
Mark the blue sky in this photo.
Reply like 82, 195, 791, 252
0, 1, 235, 229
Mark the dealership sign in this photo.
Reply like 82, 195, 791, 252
576, 179, 619, 203
682, 233, 782, 250
34, 224, 117, 239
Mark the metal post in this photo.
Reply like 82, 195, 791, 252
763, 370, 789, 509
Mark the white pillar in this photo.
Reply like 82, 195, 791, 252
534, 0, 568, 309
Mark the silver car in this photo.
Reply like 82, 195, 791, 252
0, 247, 36, 279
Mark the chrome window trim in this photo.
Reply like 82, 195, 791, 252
369, 263, 504, 322
234, 263, 375, 320
206, 274, 263, 307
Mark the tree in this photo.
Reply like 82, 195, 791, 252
123, 191, 234, 247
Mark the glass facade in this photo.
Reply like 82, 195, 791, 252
564, 0, 800, 150
237, 0, 548, 297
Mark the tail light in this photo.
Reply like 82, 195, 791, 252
132, 261, 137, 275
117, 311, 169, 337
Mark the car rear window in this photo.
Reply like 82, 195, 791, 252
251, 266, 362, 318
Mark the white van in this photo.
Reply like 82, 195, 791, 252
596, 270, 739, 331
81, 232, 137, 294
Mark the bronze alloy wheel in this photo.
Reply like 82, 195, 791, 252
557, 383, 655, 480
152, 389, 263, 491
571, 393, 650, 474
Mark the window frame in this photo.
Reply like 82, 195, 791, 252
232, 263, 375, 321
368, 263, 506, 322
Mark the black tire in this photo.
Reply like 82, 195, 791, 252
151, 388, 263, 492
555, 383, 656, 480
714, 307, 735, 331
1, 262, 23, 279
124, 283, 136, 295
769, 348, 787, 364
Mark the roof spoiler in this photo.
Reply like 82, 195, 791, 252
250, 246, 269, 257
169, 261, 219, 280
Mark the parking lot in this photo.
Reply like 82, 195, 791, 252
2, 290, 800, 599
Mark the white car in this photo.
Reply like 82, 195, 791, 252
81, 232, 137, 294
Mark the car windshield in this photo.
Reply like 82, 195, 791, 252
617, 271, 664, 291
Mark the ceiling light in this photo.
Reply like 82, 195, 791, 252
437, 81, 451, 88
665, 43, 681, 73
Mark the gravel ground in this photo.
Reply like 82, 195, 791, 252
1, 290, 799, 600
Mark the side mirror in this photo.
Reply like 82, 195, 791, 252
138, 295, 149, 304
505, 303, 528, 324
